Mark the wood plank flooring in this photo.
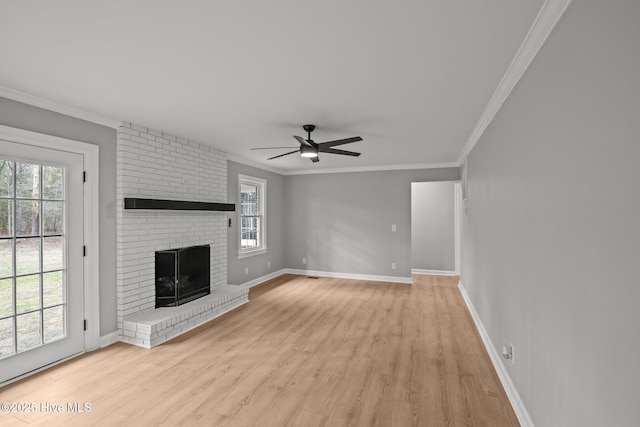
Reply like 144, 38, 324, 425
0, 274, 519, 426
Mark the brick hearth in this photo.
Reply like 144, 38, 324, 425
122, 285, 248, 348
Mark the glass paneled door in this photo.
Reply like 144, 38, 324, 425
0, 140, 84, 384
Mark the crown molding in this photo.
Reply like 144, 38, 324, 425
0, 85, 121, 129
457, 0, 573, 164
283, 161, 460, 176
228, 154, 459, 176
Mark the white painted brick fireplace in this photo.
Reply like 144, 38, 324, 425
116, 123, 247, 347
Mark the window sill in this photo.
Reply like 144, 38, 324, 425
238, 248, 267, 259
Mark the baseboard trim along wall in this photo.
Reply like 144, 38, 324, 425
99, 331, 120, 348
457, 281, 534, 427
412, 269, 459, 276
0, 352, 85, 388
238, 269, 288, 288
237, 269, 413, 287
285, 269, 413, 284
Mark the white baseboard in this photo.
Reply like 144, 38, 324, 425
99, 331, 120, 348
235, 269, 413, 289
412, 269, 459, 276
236, 269, 287, 289
457, 281, 534, 427
285, 269, 413, 284
0, 351, 85, 387
2, 332, 118, 386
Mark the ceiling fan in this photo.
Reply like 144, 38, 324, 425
251, 124, 363, 163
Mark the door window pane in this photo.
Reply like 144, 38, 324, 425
43, 306, 64, 343
43, 201, 63, 234
43, 271, 64, 307
0, 200, 12, 237
0, 160, 13, 197
0, 239, 12, 278
43, 236, 63, 272
42, 166, 63, 200
0, 317, 14, 358
16, 163, 39, 199
16, 238, 40, 275
15, 200, 40, 236
16, 311, 42, 352
16, 274, 41, 314
0, 278, 12, 317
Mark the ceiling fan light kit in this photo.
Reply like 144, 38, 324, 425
300, 145, 318, 158
251, 124, 363, 163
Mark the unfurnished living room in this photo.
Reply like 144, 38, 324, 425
0, 1, 638, 426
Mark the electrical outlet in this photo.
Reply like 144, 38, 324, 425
391, 224, 397, 232
391, 262, 397, 270
267, 261, 271, 268
302, 257, 307, 265
502, 344, 514, 364
244, 267, 249, 275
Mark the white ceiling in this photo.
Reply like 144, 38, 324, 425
0, 0, 544, 173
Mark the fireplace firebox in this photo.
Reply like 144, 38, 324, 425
155, 245, 210, 308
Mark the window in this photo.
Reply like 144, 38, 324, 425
0, 159, 67, 359
238, 175, 266, 258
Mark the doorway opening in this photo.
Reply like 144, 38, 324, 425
410, 181, 460, 276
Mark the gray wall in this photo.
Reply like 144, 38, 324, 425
411, 181, 455, 272
284, 168, 459, 279
460, 1, 640, 425
227, 161, 286, 285
0, 97, 118, 336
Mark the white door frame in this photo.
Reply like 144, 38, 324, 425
454, 182, 462, 275
0, 124, 100, 351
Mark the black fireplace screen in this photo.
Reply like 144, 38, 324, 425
155, 245, 210, 308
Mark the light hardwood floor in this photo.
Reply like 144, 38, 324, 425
0, 274, 519, 426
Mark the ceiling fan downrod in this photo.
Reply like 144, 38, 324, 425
303, 124, 315, 142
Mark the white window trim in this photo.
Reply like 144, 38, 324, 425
238, 174, 267, 258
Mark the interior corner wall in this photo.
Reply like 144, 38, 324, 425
460, 1, 640, 425
284, 167, 459, 279
0, 96, 118, 336
411, 181, 455, 272
226, 161, 285, 285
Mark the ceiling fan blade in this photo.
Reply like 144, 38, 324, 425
294, 135, 313, 147
250, 146, 298, 150
310, 156, 320, 163
316, 136, 362, 149
318, 147, 361, 157
267, 149, 299, 160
